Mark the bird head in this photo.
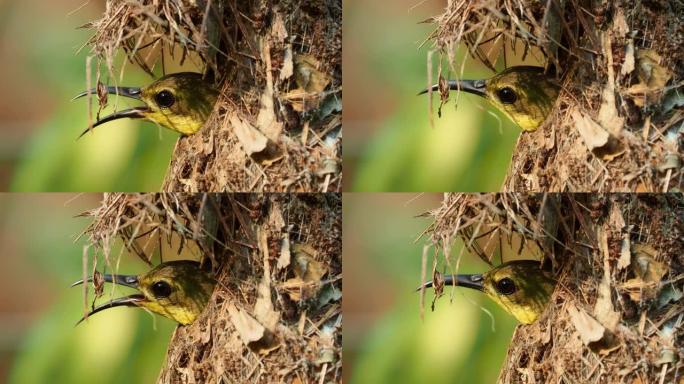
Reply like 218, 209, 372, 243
419, 260, 556, 324
74, 72, 219, 137
73, 260, 216, 325
420, 66, 560, 132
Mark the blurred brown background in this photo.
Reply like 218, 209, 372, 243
0, 0, 183, 192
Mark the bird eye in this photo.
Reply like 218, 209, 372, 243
495, 277, 517, 295
151, 281, 172, 298
496, 87, 517, 104
154, 90, 175, 108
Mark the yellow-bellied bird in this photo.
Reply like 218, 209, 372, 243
420, 66, 560, 132
419, 260, 556, 324
73, 260, 216, 325
74, 72, 218, 137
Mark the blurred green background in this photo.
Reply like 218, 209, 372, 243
344, 0, 537, 192
0, 194, 186, 383
0, 0, 200, 192
343, 193, 520, 383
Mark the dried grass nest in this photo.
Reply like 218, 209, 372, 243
425, 0, 683, 192
421, 193, 684, 383
78, 193, 342, 383
83, 0, 342, 192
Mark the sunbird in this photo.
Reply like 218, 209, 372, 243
74, 72, 218, 137
420, 66, 560, 132
419, 260, 556, 324
72, 260, 216, 325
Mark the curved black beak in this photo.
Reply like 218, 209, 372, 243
72, 273, 145, 325
417, 273, 485, 292
77, 108, 148, 139
418, 79, 488, 98
73, 86, 149, 139
74, 294, 146, 325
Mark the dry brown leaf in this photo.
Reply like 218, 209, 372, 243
595, 274, 621, 331
281, 243, 328, 301
636, 50, 672, 88
294, 55, 331, 93
572, 109, 623, 161
620, 244, 667, 301
568, 304, 619, 355
227, 303, 266, 345
229, 113, 269, 155
257, 85, 283, 141
227, 303, 280, 356
572, 109, 610, 149
633, 243, 666, 285
625, 49, 673, 106
598, 80, 624, 135
281, 54, 331, 112
293, 243, 327, 282
255, 276, 280, 331
568, 304, 606, 346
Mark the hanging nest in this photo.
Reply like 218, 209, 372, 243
425, 0, 684, 192
82, 0, 342, 192
420, 193, 684, 383
78, 193, 342, 383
